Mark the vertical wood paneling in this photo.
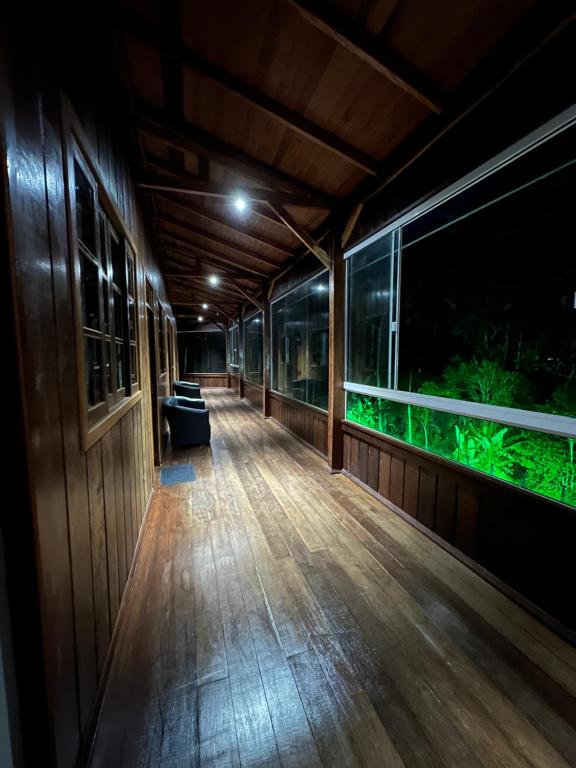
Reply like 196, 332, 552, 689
436, 473, 457, 543
378, 450, 391, 499
389, 454, 405, 508
101, 431, 120, 625
455, 484, 479, 557
417, 466, 437, 530
113, 422, 127, 595
86, 443, 111, 677
268, 393, 328, 456
403, 460, 419, 517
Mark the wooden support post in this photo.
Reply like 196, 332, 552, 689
262, 299, 272, 418
239, 312, 245, 399
327, 231, 345, 472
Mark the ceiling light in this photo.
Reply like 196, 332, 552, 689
234, 195, 247, 212
208, 275, 219, 286
202, 303, 208, 310
197, 315, 204, 322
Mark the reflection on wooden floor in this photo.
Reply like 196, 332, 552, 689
89, 392, 576, 768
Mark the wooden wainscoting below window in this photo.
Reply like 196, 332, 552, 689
242, 380, 263, 410
269, 391, 328, 458
182, 373, 228, 389
342, 420, 576, 637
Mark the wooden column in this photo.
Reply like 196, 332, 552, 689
327, 231, 345, 471
262, 299, 272, 417
239, 313, 245, 399
226, 320, 231, 389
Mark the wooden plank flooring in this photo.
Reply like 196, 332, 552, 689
89, 392, 576, 768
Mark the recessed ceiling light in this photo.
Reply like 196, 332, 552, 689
234, 195, 247, 212
197, 315, 204, 322
202, 303, 208, 310
208, 275, 219, 286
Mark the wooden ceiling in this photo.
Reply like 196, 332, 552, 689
114, 0, 541, 324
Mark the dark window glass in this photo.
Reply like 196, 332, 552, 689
228, 326, 239, 367
81, 255, 100, 330
399, 127, 576, 417
272, 273, 329, 409
347, 234, 395, 388
179, 331, 226, 373
128, 298, 136, 342
244, 313, 263, 385
116, 343, 124, 389
104, 341, 112, 395
74, 161, 96, 253
85, 336, 104, 406
110, 232, 124, 287
158, 305, 166, 372
130, 345, 137, 385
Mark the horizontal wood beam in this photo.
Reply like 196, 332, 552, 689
133, 103, 334, 205
152, 192, 294, 257
162, 237, 270, 277
267, 203, 331, 270
120, 15, 378, 175
157, 212, 283, 269
138, 173, 321, 207
231, 284, 265, 312
287, 0, 444, 113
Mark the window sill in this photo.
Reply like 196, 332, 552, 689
84, 390, 142, 450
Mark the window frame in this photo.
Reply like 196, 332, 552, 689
343, 105, 576, 441
228, 324, 240, 369
66, 133, 141, 450
243, 310, 264, 385
270, 268, 329, 411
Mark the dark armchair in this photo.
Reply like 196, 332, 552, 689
172, 395, 206, 410
174, 380, 202, 398
163, 396, 211, 448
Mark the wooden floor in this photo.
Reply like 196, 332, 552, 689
89, 392, 576, 768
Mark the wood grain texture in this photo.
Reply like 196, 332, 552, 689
269, 391, 328, 456
90, 392, 576, 768
242, 379, 263, 410
342, 421, 576, 634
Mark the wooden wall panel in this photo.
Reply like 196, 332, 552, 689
182, 373, 228, 388
2, 36, 167, 766
243, 380, 264, 410
269, 392, 328, 456
229, 372, 241, 394
341, 421, 576, 633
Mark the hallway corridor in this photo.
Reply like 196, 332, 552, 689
89, 392, 576, 768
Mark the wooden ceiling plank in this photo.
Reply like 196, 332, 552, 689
287, 0, 444, 114
121, 14, 378, 175
133, 102, 334, 205
153, 192, 294, 256
163, 237, 270, 277
157, 212, 283, 268
267, 203, 331, 270
137, 173, 324, 206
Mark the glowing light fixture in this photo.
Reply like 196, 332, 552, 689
208, 274, 220, 286
202, 303, 208, 310
234, 195, 247, 212
197, 315, 204, 322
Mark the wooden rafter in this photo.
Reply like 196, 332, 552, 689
153, 192, 294, 257
133, 103, 334, 205
138, 174, 324, 207
157, 213, 283, 268
230, 284, 265, 312
120, 15, 379, 175
162, 237, 270, 278
341, 202, 363, 249
267, 203, 331, 270
287, 1, 443, 114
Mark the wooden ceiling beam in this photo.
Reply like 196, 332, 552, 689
120, 15, 378, 175
152, 192, 294, 257
341, 202, 363, 249
230, 284, 265, 312
287, 0, 444, 114
267, 203, 331, 270
133, 102, 334, 205
157, 212, 283, 268
138, 173, 322, 207
162, 236, 270, 278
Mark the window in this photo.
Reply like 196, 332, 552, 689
243, 312, 263, 385
158, 303, 167, 373
71, 150, 139, 433
179, 331, 226, 373
272, 272, 329, 409
344, 111, 576, 508
228, 325, 239, 368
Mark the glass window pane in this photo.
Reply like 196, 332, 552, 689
104, 341, 112, 396
114, 289, 124, 340
130, 344, 137, 385
180, 331, 226, 373
74, 161, 96, 254
346, 393, 576, 509
116, 343, 125, 389
85, 336, 104, 406
271, 273, 329, 409
128, 298, 136, 342
81, 254, 100, 330
110, 231, 124, 287
347, 234, 394, 388
244, 313, 263, 385
399, 125, 576, 418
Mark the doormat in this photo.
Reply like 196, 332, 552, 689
160, 464, 197, 486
